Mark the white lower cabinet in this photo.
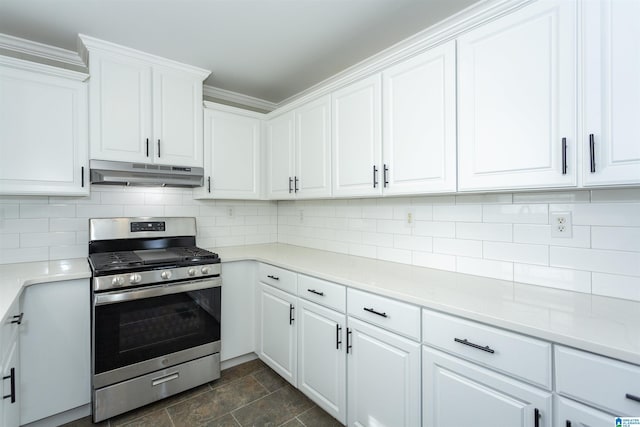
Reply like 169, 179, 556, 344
2, 340, 19, 427
554, 395, 614, 427
257, 282, 297, 386
19, 279, 90, 425
423, 346, 552, 427
347, 316, 421, 427
297, 299, 346, 424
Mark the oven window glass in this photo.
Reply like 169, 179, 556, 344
94, 286, 221, 374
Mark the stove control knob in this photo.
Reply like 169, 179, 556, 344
188, 268, 197, 277
201, 266, 211, 275
129, 274, 142, 284
111, 276, 125, 287
161, 271, 172, 280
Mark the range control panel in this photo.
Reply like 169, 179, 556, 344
130, 221, 166, 232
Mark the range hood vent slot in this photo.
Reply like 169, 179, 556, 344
90, 160, 204, 188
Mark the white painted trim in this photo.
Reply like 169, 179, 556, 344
0, 55, 89, 81
203, 85, 277, 112
0, 32, 86, 68
78, 34, 211, 80
203, 100, 266, 119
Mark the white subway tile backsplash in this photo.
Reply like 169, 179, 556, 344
349, 218, 377, 232
483, 241, 548, 265
99, 192, 140, 205
0, 247, 49, 263
433, 238, 482, 258
433, 205, 482, 222
591, 227, 640, 252
76, 204, 124, 218
592, 273, 640, 301
362, 232, 394, 247
455, 222, 512, 242
414, 221, 456, 238
144, 192, 183, 205
590, 189, 640, 203
377, 219, 411, 235
49, 244, 87, 260
483, 204, 548, 224
550, 246, 640, 277
0, 205, 19, 219
456, 257, 513, 281
550, 203, 640, 226
20, 232, 76, 248
0, 219, 49, 234
513, 224, 591, 248
377, 247, 412, 264
124, 205, 165, 217
455, 193, 512, 204
50, 218, 88, 232
362, 202, 392, 220
513, 191, 590, 204
513, 264, 591, 293
393, 235, 433, 252
412, 251, 456, 271
0, 234, 19, 249
165, 206, 200, 217
348, 243, 377, 258
20, 204, 75, 218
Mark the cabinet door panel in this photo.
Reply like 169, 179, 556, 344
457, 0, 576, 191
1, 340, 19, 427
383, 40, 456, 194
296, 95, 332, 198
267, 112, 295, 199
153, 67, 203, 167
583, 0, 640, 185
554, 395, 614, 427
332, 75, 382, 197
89, 53, 152, 163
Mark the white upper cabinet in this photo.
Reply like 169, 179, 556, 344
0, 57, 89, 196
332, 74, 383, 197
457, 0, 577, 191
266, 111, 296, 199
582, 0, 640, 186
80, 35, 209, 168
382, 40, 457, 195
195, 104, 261, 199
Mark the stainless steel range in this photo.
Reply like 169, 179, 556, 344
88, 217, 221, 422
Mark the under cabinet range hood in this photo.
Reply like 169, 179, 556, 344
90, 160, 204, 188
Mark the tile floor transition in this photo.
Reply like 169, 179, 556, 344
60, 359, 343, 427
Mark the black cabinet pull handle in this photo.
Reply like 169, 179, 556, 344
157, 139, 161, 158
294, 176, 299, 193
534, 408, 540, 427
289, 304, 294, 325
562, 137, 568, 174
566, 421, 571, 427
207, 176, 211, 193
81, 166, 85, 187
372, 165, 378, 188
267, 275, 279, 281
383, 164, 389, 187
11, 313, 23, 325
626, 393, 640, 403
454, 338, 495, 354
589, 133, 596, 173
346, 328, 352, 354
307, 289, 324, 296
364, 307, 387, 318
288, 177, 293, 193
336, 324, 342, 350
146, 138, 149, 157
3, 367, 15, 403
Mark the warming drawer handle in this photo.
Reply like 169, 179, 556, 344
627, 393, 640, 403
454, 338, 495, 354
3, 368, 16, 403
307, 289, 324, 296
363, 307, 387, 318
267, 275, 279, 281
151, 372, 179, 387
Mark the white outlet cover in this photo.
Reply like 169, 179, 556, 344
550, 211, 572, 238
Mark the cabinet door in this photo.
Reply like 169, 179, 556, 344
0, 64, 88, 196
423, 346, 552, 427
201, 109, 260, 199
152, 66, 203, 167
19, 280, 90, 425
87, 52, 152, 163
332, 75, 383, 197
295, 95, 332, 198
554, 395, 614, 427
457, 0, 577, 191
1, 340, 19, 427
298, 299, 346, 424
267, 112, 296, 199
382, 40, 456, 195
221, 261, 257, 361
583, 0, 640, 186
258, 283, 297, 386
347, 317, 420, 427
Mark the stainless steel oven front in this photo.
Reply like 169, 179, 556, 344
91, 276, 221, 422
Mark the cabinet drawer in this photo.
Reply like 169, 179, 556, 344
422, 309, 552, 389
555, 346, 640, 415
297, 275, 346, 313
1, 298, 21, 362
258, 263, 297, 294
347, 288, 420, 340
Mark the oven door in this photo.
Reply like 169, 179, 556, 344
92, 277, 221, 388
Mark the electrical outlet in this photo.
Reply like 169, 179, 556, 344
405, 208, 415, 228
550, 211, 572, 238
298, 209, 304, 224
227, 207, 235, 217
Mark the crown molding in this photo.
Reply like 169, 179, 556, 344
203, 100, 267, 119
0, 33, 86, 68
0, 55, 89, 81
203, 85, 277, 112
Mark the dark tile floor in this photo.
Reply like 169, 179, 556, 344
60, 359, 344, 427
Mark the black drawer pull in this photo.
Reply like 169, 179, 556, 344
267, 275, 279, 281
289, 304, 294, 325
336, 324, 342, 349
288, 177, 293, 193
372, 165, 378, 188
627, 393, 640, 403
3, 368, 15, 403
346, 328, 352, 354
534, 408, 540, 427
363, 307, 387, 318
11, 313, 23, 325
307, 289, 324, 296
454, 338, 495, 354
566, 421, 571, 427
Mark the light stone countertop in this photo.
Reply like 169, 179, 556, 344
215, 243, 640, 366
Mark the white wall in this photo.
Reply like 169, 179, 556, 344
0, 186, 278, 264
278, 189, 640, 302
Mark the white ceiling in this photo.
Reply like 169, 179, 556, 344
0, 0, 477, 103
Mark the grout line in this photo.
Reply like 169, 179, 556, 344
165, 407, 176, 427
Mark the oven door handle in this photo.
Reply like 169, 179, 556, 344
94, 278, 221, 306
